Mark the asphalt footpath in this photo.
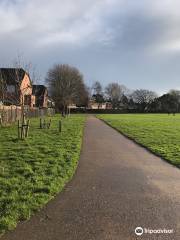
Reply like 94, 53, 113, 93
2, 116, 180, 240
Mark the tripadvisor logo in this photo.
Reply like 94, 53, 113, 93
135, 227, 143, 236
135, 226, 174, 236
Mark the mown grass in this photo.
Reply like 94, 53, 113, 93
98, 114, 180, 167
0, 114, 85, 235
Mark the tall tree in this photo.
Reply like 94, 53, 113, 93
76, 85, 89, 107
46, 64, 88, 115
92, 81, 104, 108
152, 93, 179, 113
105, 83, 124, 109
121, 95, 129, 109
132, 89, 157, 112
169, 90, 180, 112
92, 81, 102, 95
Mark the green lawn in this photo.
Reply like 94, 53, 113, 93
98, 114, 180, 167
0, 114, 85, 235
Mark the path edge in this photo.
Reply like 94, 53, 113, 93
98, 116, 180, 170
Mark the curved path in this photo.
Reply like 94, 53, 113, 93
2, 116, 180, 240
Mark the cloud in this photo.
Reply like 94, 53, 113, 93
1, 0, 180, 92
0, 1, 24, 34
1, 0, 180, 51
0, 0, 121, 47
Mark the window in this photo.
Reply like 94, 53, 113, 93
7, 85, 15, 93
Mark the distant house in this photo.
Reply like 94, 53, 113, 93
105, 102, 113, 109
0, 68, 34, 107
32, 85, 48, 108
88, 100, 113, 109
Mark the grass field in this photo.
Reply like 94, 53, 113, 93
98, 114, 180, 167
0, 114, 85, 235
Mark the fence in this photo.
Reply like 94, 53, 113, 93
70, 108, 139, 114
0, 105, 55, 124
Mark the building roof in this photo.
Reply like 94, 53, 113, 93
0, 68, 26, 85
32, 85, 47, 97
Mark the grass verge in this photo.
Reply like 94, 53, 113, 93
0, 114, 85, 235
98, 114, 180, 167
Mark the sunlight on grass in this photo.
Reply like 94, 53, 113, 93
0, 114, 85, 235
98, 114, 180, 166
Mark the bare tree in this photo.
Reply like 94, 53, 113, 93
105, 83, 125, 109
92, 81, 102, 95
76, 85, 89, 107
132, 89, 157, 112
46, 64, 88, 115
91, 81, 104, 109
12, 53, 41, 84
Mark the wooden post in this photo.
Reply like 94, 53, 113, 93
23, 113, 26, 125
0, 112, 2, 126
21, 124, 24, 139
47, 119, 51, 129
59, 120, 62, 132
25, 120, 30, 137
18, 120, 20, 139
11, 106, 13, 123
20, 114, 23, 139
40, 118, 42, 129
17, 114, 30, 140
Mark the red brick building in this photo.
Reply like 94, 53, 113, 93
0, 68, 50, 108
0, 68, 34, 107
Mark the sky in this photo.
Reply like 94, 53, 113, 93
1, 0, 180, 94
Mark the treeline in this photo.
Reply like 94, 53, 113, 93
91, 81, 180, 113
46, 64, 180, 114
1, 58, 179, 114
